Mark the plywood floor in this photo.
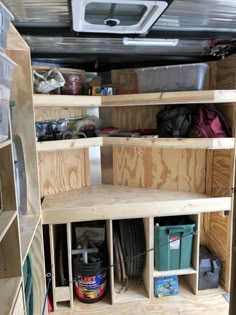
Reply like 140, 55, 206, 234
52, 283, 229, 315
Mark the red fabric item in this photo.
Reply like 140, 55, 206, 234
190, 107, 227, 138
47, 296, 53, 312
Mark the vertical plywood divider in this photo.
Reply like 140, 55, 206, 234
38, 149, 90, 198
0, 145, 17, 211
185, 214, 200, 294
203, 149, 234, 291
49, 224, 57, 311
106, 219, 115, 304
67, 223, 73, 309
29, 222, 46, 315
0, 218, 21, 278
6, 26, 41, 214
143, 217, 153, 298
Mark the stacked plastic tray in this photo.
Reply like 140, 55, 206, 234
0, 2, 15, 143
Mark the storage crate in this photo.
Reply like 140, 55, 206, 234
136, 63, 209, 93
154, 218, 195, 271
0, 3, 14, 49
0, 51, 16, 142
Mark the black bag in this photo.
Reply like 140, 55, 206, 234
156, 107, 192, 137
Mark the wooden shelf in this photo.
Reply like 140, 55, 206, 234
34, 90, 236, 108
0, 140, 11, 150
105, 137, 235, 149
0, 211, 17, 242
114, 279, 149, 303
36, 137, 235, 152
41, 185, 231, 224
37, 137, 102, 152
54, 284, 229, 315
153, 267, 197, 278
19, 214, 40, 264
0, 277, 22, 315
33, 94, 101, 107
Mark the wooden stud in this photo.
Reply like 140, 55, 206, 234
67, 223, 73, 309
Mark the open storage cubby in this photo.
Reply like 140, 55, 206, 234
153, 214, 200, 295
111, 218, 151, 303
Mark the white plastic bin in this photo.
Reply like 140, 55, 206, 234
0, 51, 16, 142
0, 2, 14, 49
136, 63, 209, 93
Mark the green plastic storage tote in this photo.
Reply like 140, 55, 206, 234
154, 222, 195, 271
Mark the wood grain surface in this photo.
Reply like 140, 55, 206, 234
38, 149, 90, 197
34, 106, 87, 121
113, 147, 206, 193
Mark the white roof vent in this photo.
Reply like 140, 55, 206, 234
71, 0, 171, 34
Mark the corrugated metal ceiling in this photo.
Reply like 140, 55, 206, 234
3, 0, 236, 31
2, 0, 236, 69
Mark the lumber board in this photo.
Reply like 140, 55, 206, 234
33, 91, 236, 109
38, 149, 90, 197
113, 147, 206, 193
106, 220, 115, 304
0, 211, 17, 242
102, 90, 236, 107
0, 145, 17, 211
0, 277, 22, 315
51, 280, 229, 315
37, 138, 102, 152
211, 149, 233, 197
143, 217, 153, 299
0, 218, 21, 278
41, 185, 231, 224
34, 107, 86, 121
29, 222, 46, 315
36, 137, 235, 153
67, 223, 73, 309
11, 287, 25, 315
34, 95, 101, 107
6, 27, 41, 214
19, 214, 40, 265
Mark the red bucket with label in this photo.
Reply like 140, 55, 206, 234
61, 69, 85, 95
73, 257, 107, 303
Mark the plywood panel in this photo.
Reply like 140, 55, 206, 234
12, 288, 25, 315
111, 68, 138, 90
208, 212, 232, 291
51, 282, 229, 315
6, 26, 41, 214
34, 107, 86, 121
29, 222, 46, 315
38, 149, 90, 197
216, 54, 236, 89
113, 147, 206, 193
112, 106, 159, 130
0, 218, 21, 278
211, 149, 233, 197
0, 145, 17, 211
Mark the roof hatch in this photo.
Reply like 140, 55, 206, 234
71, 0, 171, 34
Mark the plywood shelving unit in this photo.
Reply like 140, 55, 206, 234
34, 82, 236, 314
0, 25, 47, 315
4, 22, 236, 315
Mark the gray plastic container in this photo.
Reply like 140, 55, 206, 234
136, 63, 209, 93
0, 2, 14, 49
0, 51, 16, 142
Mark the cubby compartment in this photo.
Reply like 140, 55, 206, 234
49, 224, 72, 311
153, 214, 200, 295
111, 217, 151, 303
